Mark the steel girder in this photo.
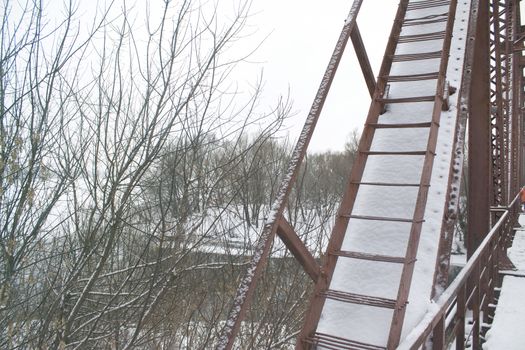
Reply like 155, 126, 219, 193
489, 0, 513, 210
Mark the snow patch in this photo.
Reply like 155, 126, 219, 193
483, 277, 525, 349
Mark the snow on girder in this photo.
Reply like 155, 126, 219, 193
216, 1, 365, 349
308, 0, 475, 347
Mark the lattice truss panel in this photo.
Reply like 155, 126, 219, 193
489, 0, 514, 208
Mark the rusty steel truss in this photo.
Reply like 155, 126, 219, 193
217, 0, 525, 349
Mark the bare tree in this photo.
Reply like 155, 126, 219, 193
1, 0, 288, 348
1, 0, 366, 348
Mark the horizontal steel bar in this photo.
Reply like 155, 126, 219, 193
321, 289, 398, 309
367, 122, 433, 128
404, 12, 449, 23
350, 181, 428, 187
330, 250, 408, 264
498, 270, 525, 277
363, 150, 432, 156
407, 0, 450, 11
383, 72, 439, 82
341, 214, 424, 223
377, 95, 437, 103
403, 16, 448, 26
398, 31, 446, 43
391, 51, 443, 61
305, 332, 387, 350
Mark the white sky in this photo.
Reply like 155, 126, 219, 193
234, 0, 398, 152
41, 0, 398, 153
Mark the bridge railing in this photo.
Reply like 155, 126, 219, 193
398, 192, 520, 350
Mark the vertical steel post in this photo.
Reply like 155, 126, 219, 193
471, 263, 481, 349
511, 0, 522, 194
518, 0, 525, 186
468, 0, 491, 258
489, 0, 508, 212
456, 284, 466, 350
432, 315, 445, 350
519, 0, 525, 188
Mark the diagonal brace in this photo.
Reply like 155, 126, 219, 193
351, 24, 376, 97
276, 217, 320, 282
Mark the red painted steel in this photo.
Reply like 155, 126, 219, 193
297, 2, 412, 347
351, 24, 376, 98
221, 0, 525, 348
276, 218, 320, 282
389, 1, 458, 346
489, 0, 512, 210
397, 193, 521, 349
468, 0, 491, 258
216, 1, 368, 348
432, 0, 483, 296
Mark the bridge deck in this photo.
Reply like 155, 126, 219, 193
314, 1, 472, 347
484, 215, 525, 349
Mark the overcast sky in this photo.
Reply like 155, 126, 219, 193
235, 0, 398, 152
44, 0, 398, 152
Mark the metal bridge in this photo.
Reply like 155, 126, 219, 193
218, 0, 525, 349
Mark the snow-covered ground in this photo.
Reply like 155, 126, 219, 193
187, 206, 333, 257
483, 215, 525, 349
